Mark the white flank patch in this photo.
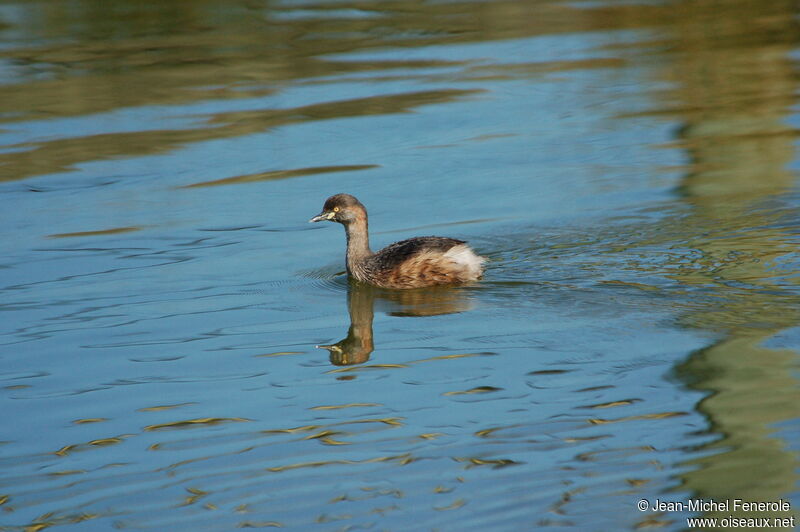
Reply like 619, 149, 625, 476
444, 244, 486, 278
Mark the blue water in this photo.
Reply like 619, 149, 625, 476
1, 0, 799, 530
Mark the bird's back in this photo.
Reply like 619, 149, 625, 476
362, 236, 484, 289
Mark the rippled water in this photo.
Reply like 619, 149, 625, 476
2, 0, 800, 530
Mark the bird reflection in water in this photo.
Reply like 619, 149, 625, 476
317, 279, 475, 366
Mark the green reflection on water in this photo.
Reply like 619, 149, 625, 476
637, 0, 800, 525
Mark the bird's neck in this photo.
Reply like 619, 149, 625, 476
344, 216, 372, 273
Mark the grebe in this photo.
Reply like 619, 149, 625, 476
310, 194, 485, 289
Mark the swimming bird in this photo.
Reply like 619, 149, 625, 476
310, 194, 485, 289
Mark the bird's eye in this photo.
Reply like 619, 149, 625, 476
333, 206, 340, 212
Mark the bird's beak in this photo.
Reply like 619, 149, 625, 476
316, 343, 341, 352
309, 211, 335, 223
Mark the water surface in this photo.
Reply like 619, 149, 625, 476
1, 0, 800, 530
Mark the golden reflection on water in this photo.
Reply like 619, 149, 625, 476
180, 164, 379, 188
47, 226, 142, 238
143, 417, 251, 432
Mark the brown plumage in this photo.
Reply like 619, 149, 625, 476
310, 194, 485, 289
